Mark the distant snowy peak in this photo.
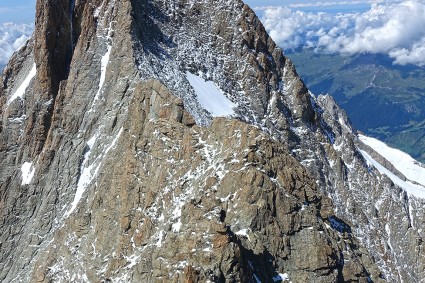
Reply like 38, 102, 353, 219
358, 134, 425, 198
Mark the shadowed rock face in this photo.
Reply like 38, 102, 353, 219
0, 0, 424, 282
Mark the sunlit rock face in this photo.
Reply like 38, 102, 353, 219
1, 0, 424, 282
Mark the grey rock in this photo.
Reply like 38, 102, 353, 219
0, 0, 423, 282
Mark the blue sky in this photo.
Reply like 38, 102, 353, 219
0, 0, 372, 24
0, 0, 374, 23
244, 0, 372, 13
2, 0, 425, 67
0, 0, 35, 23
254, 0, 425, 66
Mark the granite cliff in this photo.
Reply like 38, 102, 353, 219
1, 0, 424, 282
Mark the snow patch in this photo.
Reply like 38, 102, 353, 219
8, 115, 26, 123
291, 126, 308, 136
338, 117, 351, 132
273, 273, 290, 282
235, 228, 251, 241
21, 162, 35, 185
171, 213, 182, 232
202, 247, 212, 252
8, 63, 36, 104
94, 5, 102, 18
123, 254, 140, 269
186, 72, 236, 117
156, 230, 165, 247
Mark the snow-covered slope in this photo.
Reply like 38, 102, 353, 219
359, 148, 425, 198
186, 72, 236, 117
359, 134, 425, 188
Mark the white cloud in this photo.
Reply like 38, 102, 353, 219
252, 0, 382, 11
259, 0, 425, 66
288, 1, 379, 8
0, 23, 33, 68
389, 38, 425, 65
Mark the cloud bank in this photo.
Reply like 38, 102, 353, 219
287, 1, 377, 8
258, 0, 425, 66
0, 23, 33, 68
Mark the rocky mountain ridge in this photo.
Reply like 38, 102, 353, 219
1, 0, 424, 282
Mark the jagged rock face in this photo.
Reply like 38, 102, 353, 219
315, 94, 425, 282
27, 80, 378, 282
0, 0, 424, 282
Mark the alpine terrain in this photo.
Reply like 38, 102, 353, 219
1, 0, 425, 282
287, 50, 425, 163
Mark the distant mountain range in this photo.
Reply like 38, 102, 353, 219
287, 49, 425, 162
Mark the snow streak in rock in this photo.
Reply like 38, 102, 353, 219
91, 20, 114, 110
272, 273, 290, 282
66, 135, 99, 217
66, 127, 123, 217
94, 45, 112, 102
8, 63, 36, 104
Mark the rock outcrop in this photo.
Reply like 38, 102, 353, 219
0, 0, 424, 282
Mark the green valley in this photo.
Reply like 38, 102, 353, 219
287, 49, 425, 162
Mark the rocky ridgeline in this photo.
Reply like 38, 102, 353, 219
1, 0, 424, 282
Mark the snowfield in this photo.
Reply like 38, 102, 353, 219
186, 72, 236, 117
358, 134, 425, 198
359, 134, 425, 187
